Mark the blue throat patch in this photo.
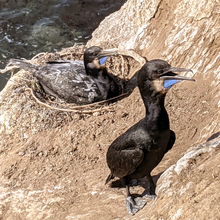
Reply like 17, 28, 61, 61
164, 79, 181, 89
99, 56, 108, 65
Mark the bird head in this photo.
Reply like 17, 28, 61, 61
138, 59, 195, 95
84, 46, 118, 74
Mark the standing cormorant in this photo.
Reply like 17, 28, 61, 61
106, 59, 195, 215
9, 46, 124, 104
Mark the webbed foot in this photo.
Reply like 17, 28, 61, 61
142, 189, 157, 200
143, 193, 157, 200
126, 196, 147, 215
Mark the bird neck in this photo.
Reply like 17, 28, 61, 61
84, 62, 92, 75
85, 64, 100, 76
84, 56, 93, 75
84, 59, 106, 76
139, 81, 170, 130
124, 71, 138, 93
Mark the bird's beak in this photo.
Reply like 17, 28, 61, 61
97, 49, 119, 58
97, 49, 119, 65
163, 67, 193, 75
159, 67, 195, 89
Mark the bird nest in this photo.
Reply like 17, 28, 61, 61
0, 45, 146, 114
32, 45, 145, 81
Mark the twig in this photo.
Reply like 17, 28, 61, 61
114, 48, 147, 65
0, 65, 16, 74
31, 53, 46, 60
45, 91, 130, 109
25, 88, 128, 113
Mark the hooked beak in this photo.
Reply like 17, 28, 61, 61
97, 49, 119, 65
159, 67, 195, 89
163, 67, 193, 75
97, 49, 119, 59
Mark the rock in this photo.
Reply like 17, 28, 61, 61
0, 0, 220, 219
143, 137, 220, 220
88, 0, 220, 147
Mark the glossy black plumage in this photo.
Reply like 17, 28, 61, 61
106, 59, 195, 215
9, 46, 133, 104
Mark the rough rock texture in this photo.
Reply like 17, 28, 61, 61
88, 0, 220, 155
0, 0, 220, 219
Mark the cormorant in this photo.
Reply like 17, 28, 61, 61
9, 46, 128, 104
106, 59, 195, 215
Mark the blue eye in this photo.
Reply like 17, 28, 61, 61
99, 56, 108, 65
164, 79, 181, 89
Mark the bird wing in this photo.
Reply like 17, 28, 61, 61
35, 60, 103, 103
107, 129, 145, 178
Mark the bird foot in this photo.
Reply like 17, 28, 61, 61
126, 196, 147, 215
142, 189, 157, 200
143, 194, 157, 200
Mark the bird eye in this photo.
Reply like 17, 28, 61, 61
157, 69, 164, 74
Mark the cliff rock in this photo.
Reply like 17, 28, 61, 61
0, 0, 220, 219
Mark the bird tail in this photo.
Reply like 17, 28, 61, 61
9, 59, 37, 72
105, 173, 115, 185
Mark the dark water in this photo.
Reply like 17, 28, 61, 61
0, 0, 126, 91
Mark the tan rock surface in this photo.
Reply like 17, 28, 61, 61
0, 0, 220, 219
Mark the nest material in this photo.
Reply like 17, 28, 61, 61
1, 45, 145, 113
33, 45, 86, 65
32, 45, 143, 81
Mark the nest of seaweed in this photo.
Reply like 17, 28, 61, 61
1, 45, 145, 115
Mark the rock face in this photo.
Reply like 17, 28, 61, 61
0, 0, 220, 219
88, 0, 220, 151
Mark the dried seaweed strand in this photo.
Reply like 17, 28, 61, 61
25, 88, 128, 113
31, 53, 46, 60
120, 55, 125, 79
42, 91, 129, 109
25, 88, 110, 113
